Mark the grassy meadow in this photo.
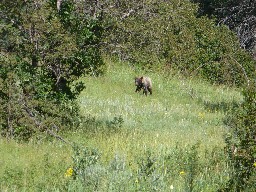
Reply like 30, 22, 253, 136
0, 60, 243, 191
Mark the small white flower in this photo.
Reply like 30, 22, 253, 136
170, 185, 174, 190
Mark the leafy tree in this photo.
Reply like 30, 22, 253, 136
0, 0, 104, 140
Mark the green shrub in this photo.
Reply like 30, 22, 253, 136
65, 142, 228, 191
221, 84, 256, 191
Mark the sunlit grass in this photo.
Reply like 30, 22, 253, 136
0, 139, 71, 191
78, 60, 242, 152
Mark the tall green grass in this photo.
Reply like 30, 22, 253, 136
0, 60, 243, 191
0, 139, 71, 191
78, 60, 242, 149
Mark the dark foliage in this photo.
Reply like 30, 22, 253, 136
221, 83, 256, 191
0, 0, 104, 140
192, 0, 256, 56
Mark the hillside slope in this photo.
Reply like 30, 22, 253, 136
0, 61, 244, 191
78, 60, 242, 149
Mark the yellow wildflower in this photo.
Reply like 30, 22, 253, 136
253, 162, 256, 167
180, 171, 185, 175
198, 112, 205, 119
65, 167, 73, 177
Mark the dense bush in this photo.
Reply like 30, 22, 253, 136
0, 57, 80, 140
221, 83, 256, 191
0, 0, 104, 140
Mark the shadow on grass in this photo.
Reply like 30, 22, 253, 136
203, 100, 240, 113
